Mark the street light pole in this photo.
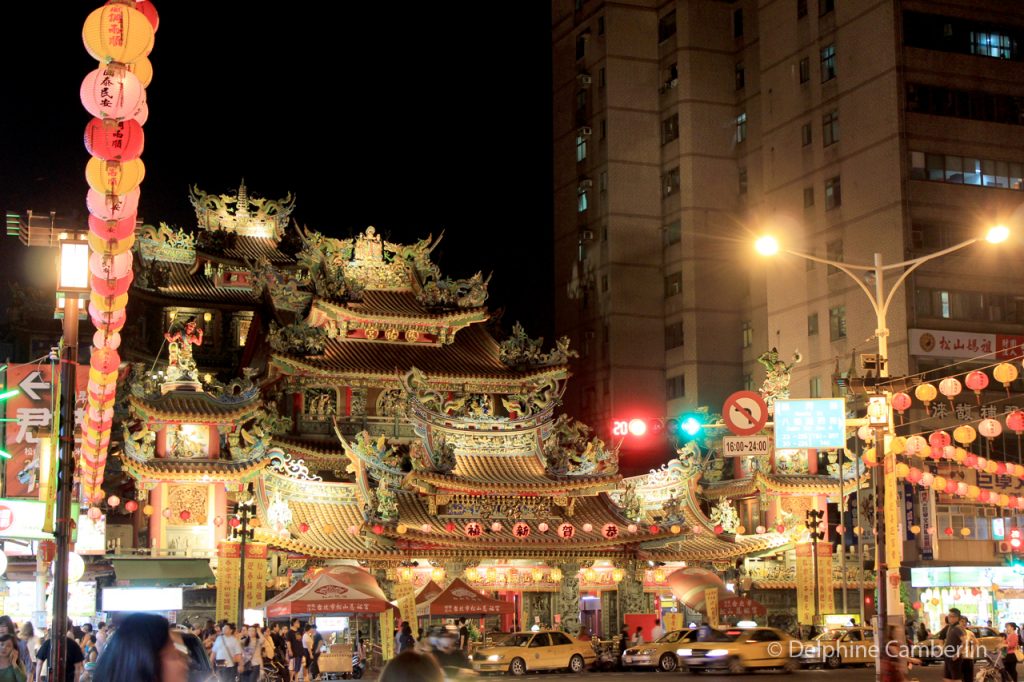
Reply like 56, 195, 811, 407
755, 226, 1009, 682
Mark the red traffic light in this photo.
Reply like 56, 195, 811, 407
611, 418, 650, 437
1011, 527, 1022, 549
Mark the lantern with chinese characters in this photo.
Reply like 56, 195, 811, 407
512, 522, 531, 539
929, 431, 951, 452
915, 383, 938, 413
892, 392, 912, 419
905, 435, 927, 456
601, 523, 620, 539
83, 5, 155, 64
557, 523, 576, 540
81, 67, 146, 121
85, 158, 146, 197
965, 371, 989, 402
953, 425, 977, 446
994, 363, 1019, 393
939, 377, 963, 404
979, 418, 1003, 440
465, 522, 483, 538
1009, 411, 1024, 435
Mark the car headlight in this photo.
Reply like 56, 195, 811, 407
625, 648, 638, 655
677, 648, 693, 657
707, 649, 730, 657
487, 654, 503, 662
640, 648, 656, 655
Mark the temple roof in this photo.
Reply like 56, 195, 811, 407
214, 235, 294, 265
129, 391, 262, 424
408, 453, 618, 495
272, 324, 567, 385
119, 455, 268, 483
701, 472, 867, 499
318, 291, 486, 322
140, 262, 262, 304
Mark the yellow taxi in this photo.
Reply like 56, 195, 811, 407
677, 627, 801, 674
622, 629, 697, 672
915, 625, 1005, 665
469, 630, 596, 675
800, 627, 875, 668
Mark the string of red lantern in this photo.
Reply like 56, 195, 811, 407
80, 1, 158, 512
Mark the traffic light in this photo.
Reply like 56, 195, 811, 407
1012, 527, 1023, 550
610, 410, 710, 442
805, 509, 825, 541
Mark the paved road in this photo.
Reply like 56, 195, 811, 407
361, 662, 952, 680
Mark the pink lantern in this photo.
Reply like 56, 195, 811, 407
892, 392, 912, 415
87, 507, 103, 521
347, 525, 359, 535
627, 524, 638, 534
90, 347, 120, 374
124, 500, 138, 513
939, 377, 962, 403
80, 67, 145, 121
1008, 411, 1024, 434
857, 425, 873, 441
491, 522, 503, 533
88, 214, 136, 241
92, 330, 122, 350
979, 418, 1003, 440
132, 100, 149, 126
943, 445, 956, 460
965, 453, 978, 467
84, 118, 145, 162
87, 188, 140, 221
906, 467, 923, 484
929, 431, 951, 450
965, 371, 989, 402
106, 495, 120, 508
920, 472, 934, 487
905, 435, 927, 456
537, 522, 549, 533
213, 516, 224, 527
91, 272, 133, 298
755, 525, 766, 534
89, 250, 134, 280
956, 482, 968, 496
582, 523, 593, 533
162, 508, 172, 519
421, 523, 431, 533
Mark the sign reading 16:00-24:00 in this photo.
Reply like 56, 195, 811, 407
773, 399, 846, 450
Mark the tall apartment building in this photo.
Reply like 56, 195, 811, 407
552, 0, 1024, 455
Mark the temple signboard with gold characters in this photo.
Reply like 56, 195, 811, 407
105, 184, 870, 635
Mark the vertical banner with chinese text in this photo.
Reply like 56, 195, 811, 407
243, 542, 268, 612
380, 608, 395, 661
796, 543, 816, 624
816, 543, 835, 616
216, 541, 240, 623
883, 447, 904, 570
704, 588, 719, 626
393, 582, 418, 639
920, 488, 937, 560
4, 364, 87, 498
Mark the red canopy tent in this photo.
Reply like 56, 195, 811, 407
417, 578, 515, 617
261, 579, 308, 614
415, 580, 444, 605
267, 566, 390, 618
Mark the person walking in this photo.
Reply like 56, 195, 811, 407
631, 626, 644, 646
942, 608, 966, 682
286, 620, 305, 682
0, 634, 26, 682
651, 618, 665, 642
1006, 622, 1020, 682
211, 623, 243, 682
35, 619, 84, 682
397, 623, 416, 654
308, 625, 322, 680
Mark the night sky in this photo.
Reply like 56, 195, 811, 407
0, 3, 554, 338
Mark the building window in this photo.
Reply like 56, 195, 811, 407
743, 373, 755, 391
577, 189, 589, 213
665, 272, 683, 298
799, 57, 810, 83
599, 67, 606, 88
733, 8, 744, 38
576, 135, 588, 162
665, 321, 684, 349
576, 33, 588, 60
664, 220, 681, 246
598, 16, 605, 36
600, 119, 606, 139
736, 112, 747, 142
909, 150, 1023, 190
825, 175, 842, 209
906, 82, 1024, 127
822, 109, 839, 146
666, 375, 686, 399
797, 0, 808, 19
658, 10, 677, 43
819, 0, 835, 16
735, 63, 746, 90
742, 320, 753, 348
661, 114, 679, 145
914, 287, 1024, 323
663, 167, 680, 196
808, 312, 819, 336
971, 31, 1012, 59
829, 305, 847, 340
809, 376, 822, 398
801, 122, 812, 146
599, 171, 608, 192
601, 274, 608, 292
821, 44, 837, 81
803, 187, 815, 207
739, 168, 748, 195
826, 239, 843, 274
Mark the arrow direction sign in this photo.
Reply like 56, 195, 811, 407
18, 371, 48, 401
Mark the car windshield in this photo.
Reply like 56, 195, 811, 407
494, 633, 534, 647
814, 630, 844, 641
658, 630, 692, 643
698, 629, 742, 643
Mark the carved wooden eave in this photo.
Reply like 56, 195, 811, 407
700, 471, 870, 500
307, 298, 487, 347
117, 450, 269, 485
128, 391, 262, 426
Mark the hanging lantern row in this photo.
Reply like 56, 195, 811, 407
895, 463, 1024, 508
455, 521, 643, 539
885, 362, 1022, 422
79, 1, 159, 504
896, 442, 1024, 481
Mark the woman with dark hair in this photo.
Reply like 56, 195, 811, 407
0, 633, 26, 682
398, 622, 416, 654
0, 618, 24, 676
379, 651, 443, 682
90, 613, 188, 682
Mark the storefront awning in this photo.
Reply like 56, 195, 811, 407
112, 559, 215, 587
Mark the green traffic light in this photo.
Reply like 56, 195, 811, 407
680, 416, 702, 436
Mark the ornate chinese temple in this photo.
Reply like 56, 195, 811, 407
98, 184, 870, 633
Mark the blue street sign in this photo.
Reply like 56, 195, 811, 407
773, 399, 846, 450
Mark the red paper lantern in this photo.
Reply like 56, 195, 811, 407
299, 522, 309, 533
713, 524, 724, 535
1008, 411, 1024, 434
892, 392, 912, 414
944, 527, 954, 536
776, 524, 786, 533
945, 479, 958, 494
929, 431, 952, 450
179, 510, 191, 521
444, 521, 456, 533
228, 517, 240, 528
965, 454, 978, 468
649, 525, 660, 534
124, 500, 138, 513
965, 370, 989, 401
39, 540, 57, 563
84, 118, 145, 162
979, 490, 991, 503
912, 601, 923, 610
996, 462, 1009, 475
372, 524, 384, 535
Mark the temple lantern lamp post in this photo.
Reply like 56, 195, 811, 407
755, 225, 1010, 682
50, 234, 89, 682
231, 483, 257, 627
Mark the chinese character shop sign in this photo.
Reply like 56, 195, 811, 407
4, 364, 88, 498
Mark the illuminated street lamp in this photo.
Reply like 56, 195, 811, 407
756, 225, 1009, 682
51, 233, 89, 682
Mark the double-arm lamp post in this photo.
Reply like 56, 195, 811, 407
755, 225, 1010, 682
